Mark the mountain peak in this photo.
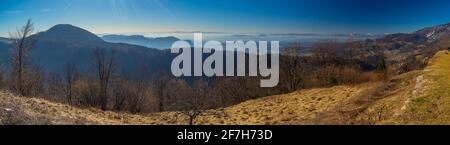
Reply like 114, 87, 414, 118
49, 24, 77, 29
413, 22, 450, 42
37, 24, 103, 43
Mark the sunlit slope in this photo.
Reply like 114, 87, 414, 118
0, 84, 377, 125
195, 84, 377, 125
197, 50, 450, 125
395, 50, 450, 124
1, 50, 449, 125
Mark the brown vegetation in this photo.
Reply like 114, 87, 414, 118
0, 20, 441, 125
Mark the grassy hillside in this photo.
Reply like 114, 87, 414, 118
395, 50, 450, 124
1, 50, 449, 125
341, 50, 450, 124
0, 83, 379, 125
0, 91, 164, 125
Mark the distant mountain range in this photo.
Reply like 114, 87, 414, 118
379, 23, 450, 48
0, 37, 10, 43
0, 24, 174, 76
0, 37, 9, 51
0, 23, 450, 78
101, 34, 180, 49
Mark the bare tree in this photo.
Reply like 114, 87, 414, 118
74, 77, 99, 107
179, 79, 209, 125
45, 71, 63, 100
91, 48, 117, 110
26, 66, 45, 97
281, 42, 304, 91
113, 76, 150, 113
63, 63, 78, 104
127, 64, 151, 113
9, 19, 35, 96
154, 70, 169, 112
112, 79, 128, 111
126, 81, 148, 113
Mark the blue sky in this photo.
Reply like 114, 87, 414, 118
1, 0, 450, 37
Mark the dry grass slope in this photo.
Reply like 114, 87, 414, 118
396, 50, 450, 124
0, 84, 377, 125
196, 84, 378, 125
0, 50, 449, 125
0, 91, 183, 125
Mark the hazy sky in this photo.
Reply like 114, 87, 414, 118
1, 0, 450, 37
